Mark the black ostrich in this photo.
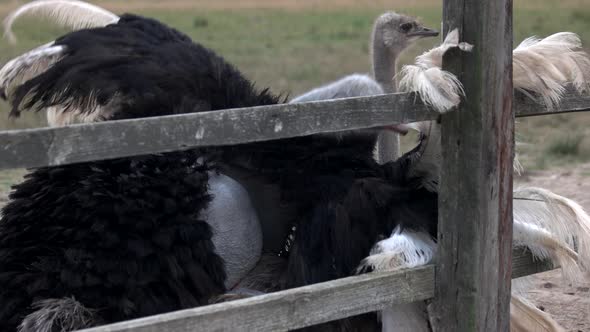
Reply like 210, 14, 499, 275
0, 11, 281, 332
0, 2, 441, 331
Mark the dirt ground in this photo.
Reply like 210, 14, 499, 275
516, 163, 590, 332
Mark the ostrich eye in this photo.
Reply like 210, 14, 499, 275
400, 22, 413, 33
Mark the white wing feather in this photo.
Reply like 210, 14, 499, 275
399, 30, 590, 112
398, 29, 472, 113
513, 32, 590, 107
3, 0, 119, 43
0, 42, 65, 101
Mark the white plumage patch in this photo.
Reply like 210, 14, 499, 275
514, 187, 590, 278
510, 295, 565, 332
513, 32, 590, 108
398, 29, 472, 113
398, 30, 590, 113
357, 227, 436, 273
0, 42, 65, 100
1, 0, 123, 126
3, 0, 119, 43
513, 220, 580, 281
357, 228, 435, 332
17, 297, 98, 332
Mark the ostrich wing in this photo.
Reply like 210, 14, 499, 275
1, 14, 278, 126
398, 30, 590, 112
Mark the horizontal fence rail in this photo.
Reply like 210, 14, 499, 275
77, 250, 552, 332
0, 90, 588, 170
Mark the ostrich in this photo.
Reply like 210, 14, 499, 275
0, 3, 441, 331
288, 28, 590, 331
290, 12, 439, 163
3, 3, 586, 332
356, 30, 590, 331
0, 4, 289, 331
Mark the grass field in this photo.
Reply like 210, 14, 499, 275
0, 0, 590, 172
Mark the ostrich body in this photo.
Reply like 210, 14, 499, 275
359, 30, 590, 332
0, 10, 283, 331
289, 27, 590, 332
0, 3, 442, 331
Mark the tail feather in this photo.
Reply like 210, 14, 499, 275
3, 0, 119, 43
514, 187, 590, 280
510, 295, 565, 332
17, 297, 100, 332
513, 32, 590, 107
0, 42, 65, 104
398, 30, 590, 113
513, 220, 581, 282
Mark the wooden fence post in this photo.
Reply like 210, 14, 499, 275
433, 0, 514, 331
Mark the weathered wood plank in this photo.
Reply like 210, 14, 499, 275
0, 93, 435, 170
0, 91, 589, 170
515, 90, 590, 117
76, 250, 552, 332
78, 266, 436, 332
511, 248, 554, 279
433, 0, 514, 331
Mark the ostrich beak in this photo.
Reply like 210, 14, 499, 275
408, 26, 439, 38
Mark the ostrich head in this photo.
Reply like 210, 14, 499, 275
371, 12, 439, 94
323, 13, 438, 150
373, 12, 439, 53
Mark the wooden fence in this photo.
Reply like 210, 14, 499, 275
1, 0, 590, 331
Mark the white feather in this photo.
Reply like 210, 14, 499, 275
399, 30, 590, 113
0, 42, 65, 101
18, 297, 98, 332
357, 227, 436, 273
513, 32, 590, 108
510, 295, 565, 332
397, 28, 472, 113
357, 228, 435, 332
514, 187, 590, 274
513, 220, 580, 282
3, 0, 119, 43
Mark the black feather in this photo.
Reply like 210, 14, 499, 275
1, 13, 281, 331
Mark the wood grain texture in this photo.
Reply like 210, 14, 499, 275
0, 91, 588, 170
0, 93, 434, 170
433, 0, 515, 331
76, 251, 551, 332
78, 266, 436, 332
0, 92, 590, 169
515, 90, 590, 117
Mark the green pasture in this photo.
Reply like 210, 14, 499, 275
0, 1, 589, 183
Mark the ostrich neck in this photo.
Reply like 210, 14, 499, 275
372, 32, 402, 162
371, 36, 400, 93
